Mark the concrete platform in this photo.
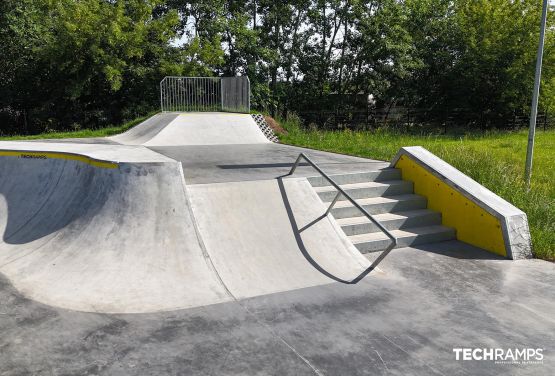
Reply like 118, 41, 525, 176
151, 143, 388, 184
113, 112, 270, 146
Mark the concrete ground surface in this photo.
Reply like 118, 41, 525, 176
0, 112, 554, 375
2, 242, 554, 375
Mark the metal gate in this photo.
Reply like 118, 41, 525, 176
160, 76, 250, 113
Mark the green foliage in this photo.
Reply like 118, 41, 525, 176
1, 0, 554, 132
405, 0, 555, 114
0, 0, 223, 133
280, 119, 555, 261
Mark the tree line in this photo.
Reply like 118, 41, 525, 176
1, 0, 554, 134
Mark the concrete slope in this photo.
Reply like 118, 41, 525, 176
0, 154, 232, 313
109, 112, 180, 145
188, 178, 372, 299
113, 112, 270, 146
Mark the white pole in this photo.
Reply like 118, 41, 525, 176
525, 0, 549, 188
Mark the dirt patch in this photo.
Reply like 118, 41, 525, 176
263, 115, 287, 135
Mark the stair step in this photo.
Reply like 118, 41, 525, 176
308, 168, 402, 187
336, 209, 442, 235
349, 225, 456, 253
314, 180, 413, 201
330, 194, 427, 218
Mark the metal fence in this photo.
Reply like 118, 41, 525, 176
160, 76, 250, 113
221, 76, 250, 113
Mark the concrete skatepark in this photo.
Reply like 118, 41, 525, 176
0, 112, 554, 375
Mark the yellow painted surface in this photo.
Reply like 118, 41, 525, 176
395, 155, 506, 257
0, 150, 117, 169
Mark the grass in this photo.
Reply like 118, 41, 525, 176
279, 115, 555, 261
0, 112, 158, 141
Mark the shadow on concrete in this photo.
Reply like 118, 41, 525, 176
0, 160, 111, 245
218, 162, 311, 169
408, 240, 507, 260
276, 176, 379, 284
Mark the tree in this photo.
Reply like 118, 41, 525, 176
0, 0, 216, 133
406, 0, 555, 120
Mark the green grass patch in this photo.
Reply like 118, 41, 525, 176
279, 115, 554, 261
0, 112, 159, 141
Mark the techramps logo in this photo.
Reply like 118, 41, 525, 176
453, 347, 544, 365
19, 153, 47, 159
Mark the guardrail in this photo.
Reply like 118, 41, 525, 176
288, 153, 397, 275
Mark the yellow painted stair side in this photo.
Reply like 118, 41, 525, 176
395, 155, 506, 257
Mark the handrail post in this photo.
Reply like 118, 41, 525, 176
325, 191, 342, 215
288, 152, 397, 259
288, 153, 305, 175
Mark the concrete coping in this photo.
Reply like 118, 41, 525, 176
0, 141, 176, 165
390, 146, 532, 259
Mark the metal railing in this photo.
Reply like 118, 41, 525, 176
288, 153, 397, 275
160, 76, 250, 113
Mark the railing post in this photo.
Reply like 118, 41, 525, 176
288, 153, 305, 175
159, 78, 164, 112
325, 191, 342, 215
220, 79, 224, 111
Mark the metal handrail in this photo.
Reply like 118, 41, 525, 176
288, 153, 397, 267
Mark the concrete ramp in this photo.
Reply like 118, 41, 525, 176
188, 178, 371, 299
109, 112, 180, 145
0, 148, 232, 313
112, 112, 269, 146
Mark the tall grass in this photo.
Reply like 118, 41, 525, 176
280, 114, 554, 261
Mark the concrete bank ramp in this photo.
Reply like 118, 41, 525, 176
188, 178, 371, 298
111, 112, 269, 146
108, 112, 180, 145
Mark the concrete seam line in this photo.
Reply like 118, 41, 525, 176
0, 229, 64, 268
241, 308, 327, 376
176, 162, 234, 299
177, 164, 324, 375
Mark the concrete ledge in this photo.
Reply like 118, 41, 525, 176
391, 146, 532, 260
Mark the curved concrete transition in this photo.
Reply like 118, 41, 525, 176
0, 148, 232, 313
0, 113, 377, 313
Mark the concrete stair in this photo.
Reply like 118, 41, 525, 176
307, 169, 456, 254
